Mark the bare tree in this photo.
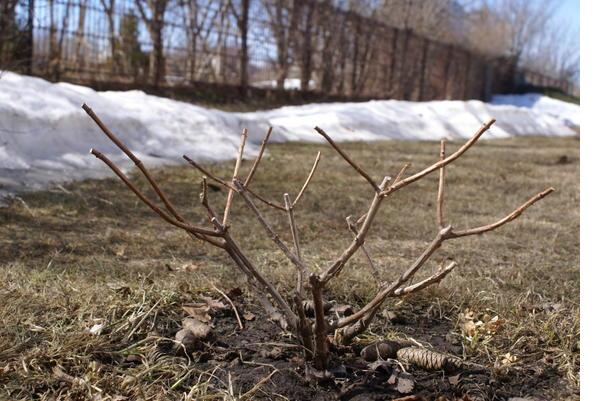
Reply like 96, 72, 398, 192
262, 0, 300, 89
99, 0, 121, 73
83, 104, 554, 373
135, 0, 170, 86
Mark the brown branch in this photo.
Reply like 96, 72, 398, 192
293, 151, 321, 207
284, 193, 305, 297
185, 155, 285, 211
448, 187, 555, 238
392, 162, 411, 186
394, 261, 457, 296
223, 128, 248, 226
346, 216, 383, 287
314, 127, 380, 192
234, 179, 310, 277
224, 235, 297, 326
244, 126, 273, 186
246, 186, 286, 211
310, 275, 329, 370
183, 155, 235, 190
331, 228, 449, 330
437, 140, 446, 230
84, 104, 189, 224
320, 176, 391, 284
383, 119, 495, 196
89, 149, 224, 241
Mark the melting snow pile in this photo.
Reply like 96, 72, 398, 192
0, 71, 578, 198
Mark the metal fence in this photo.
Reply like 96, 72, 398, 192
1, 0, 578, 101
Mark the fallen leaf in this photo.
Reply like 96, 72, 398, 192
448, 374, 461, 385
391, 396, 426, 401
396, 376, 415, 394
182, 304, 212, 322
243, 311, 256, 321
182, 317, 210, 339
178, 262, 201, 272
199, 295, 227, 310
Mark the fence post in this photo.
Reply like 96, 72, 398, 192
462, 51, 471, 99
400, 29, 412, 100
25, 0, 35, 74
240, 0, 249, 96
387, 27, 398, 96
442, 45, 453, 99
417, 38, 429, 101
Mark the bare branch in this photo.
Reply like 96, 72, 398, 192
346, 216, 383, 287
183, 155, 235, 190
320, 176, 391, 284
89, 149, 224, 241
224, 128, 248, 226
310, 275, 329, 370
234, 179, 310, 277
185, 155, 285, 211
314, 127, 380, 192
448, 187, 555, 238
392, 162, 411, 186
383, 119, 496, 196
394, 261, 458, 296
244, 126, 273, 186
284, 193, 305, 296
437, 140, 446, 229
83, 104, 186, 223
293, 151, 321, 206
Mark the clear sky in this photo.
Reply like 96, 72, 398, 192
557, 0, 580, 37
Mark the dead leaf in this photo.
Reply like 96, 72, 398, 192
182, 317, 210, 339
178, 262, 201, 272
182, 304, 212, 322
199, 295, 227, 310
396, 376, 415, 394
448, 374, 461, 385
243, 311, 256, 321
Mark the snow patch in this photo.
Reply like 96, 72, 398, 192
0, 71, 578, 199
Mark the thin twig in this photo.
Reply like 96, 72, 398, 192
293, 151, 321, 206
346, 216, 383, 287
314, 127, 380, 192
437, 139, 446, 230
223, 128, 248, 226
83, 104, 184, 222
383, 119, 495, 196
183, 155, 234, 190
246, 186, 286, 211
185, 155, 285, 211
90, 149, 224, 240
320, 176, 391, 283
211, 282, 243, 330
448, 187, 555, 238
394, 261, 458, 296
284, 193, 304, 297
244, 126, 273, 186
234, 180, 310, 277
392, 162, 411, 186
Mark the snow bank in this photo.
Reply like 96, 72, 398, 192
0, 71, 578, 199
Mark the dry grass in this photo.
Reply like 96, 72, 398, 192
0, 135, 579, 400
